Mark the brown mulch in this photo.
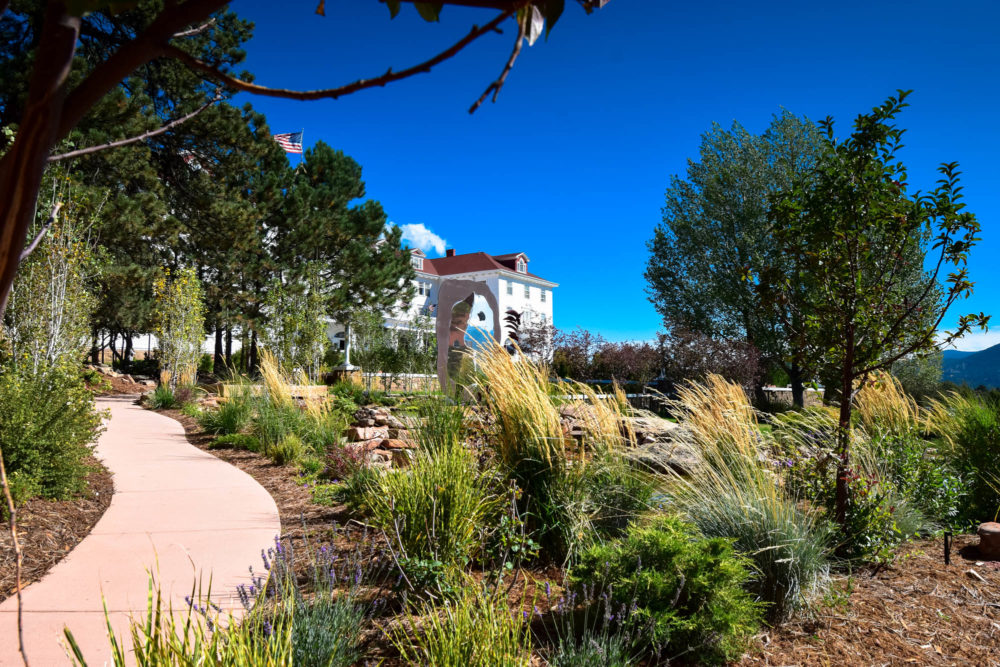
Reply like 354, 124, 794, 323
741, 535, 1000, 666
0, 455, 113, 603
98, 374, 150, 395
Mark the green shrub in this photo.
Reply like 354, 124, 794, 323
198, 353, 214, 374
547, 630, 633, 667
287, 592, 364, 667
298, 455, 325, 476
569, 516, 761, 664
391, 586, 530, 667
148, 384, 177, 409
271, 433, 305, 466
199, 390, 252, 435
333, 464, 381, 512
208, 433, 259, 451
927, 393, 1000, 524
252, 398, 305, 450
866, 430, 964, 529
415, 400, 466, 457
0, 363, 103, 505
365, 443, 497, 577
584, 451, 655, 540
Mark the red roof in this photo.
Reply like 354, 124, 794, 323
417, 251, 551, 283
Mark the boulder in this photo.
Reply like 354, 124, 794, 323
627, 440, 700, 476
628, 416, 682, 444
373, 414, 390, 427
390, 449, 414, 467
380, 438, 416, 450
369, 449, 393, 464
346, 426, 389, 442
977, 522, 1000, 558
387, 416, 406, 430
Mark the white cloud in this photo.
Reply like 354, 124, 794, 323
396, 222, 447, 256
936, 329, 1000, 352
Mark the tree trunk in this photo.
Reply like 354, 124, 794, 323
249, 330, 258, 375
213, 324, 224, 375
225, 327, 232, 368
0, 3, 80, 319
789, 363, 805, 408
91, 329, 99, 365
123, 333, 134, 369
109, 331, 118, 364
834, 327, 855, 527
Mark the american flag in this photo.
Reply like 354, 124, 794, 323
273, 131, 303, 154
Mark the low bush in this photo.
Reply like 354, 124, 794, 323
0, 363, 103, 505
925, 392, 1000, 524
148, 384, 177, 409
390, 585, 531, 667
298, 454, 325, 476
540, 578, 646, 667
271, 433, 305, 466
208, 433, 259, 451
198, 390, 252, 435
364, 442, 496, 578
569, 516, 761, 664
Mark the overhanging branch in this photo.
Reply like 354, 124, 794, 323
162, 7, 517, 101
172, 18, 216, 38
47, 96, 220, 163
468, 7, 526, 113
19, 201, 62, 263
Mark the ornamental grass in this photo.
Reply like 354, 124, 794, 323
664, 375, 832, 623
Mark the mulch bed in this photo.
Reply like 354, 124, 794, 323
0, 455, 113, 604
741, 535, 1000, 666
96, 374, 150, 395
159, 407, 1000, 665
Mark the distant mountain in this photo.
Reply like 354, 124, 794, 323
942, 344, 1000, 388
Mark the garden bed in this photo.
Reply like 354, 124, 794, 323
742, 535, 1000, 666
0, 454, 113, 603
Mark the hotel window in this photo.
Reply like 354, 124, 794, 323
540, 290, 547, 303
506, 280, 513, 296
524, 284, 530, 299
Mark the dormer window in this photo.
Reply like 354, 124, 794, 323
516, 258, 526, 273
411, 255, 423, 270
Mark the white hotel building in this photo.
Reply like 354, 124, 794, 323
329, 248, 557, 356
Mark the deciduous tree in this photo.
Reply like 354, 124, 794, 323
645, 112, 823, 405
759, 90, 989, 525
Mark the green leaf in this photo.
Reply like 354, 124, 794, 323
542, 0, 565, 38
414, 2, 442, 22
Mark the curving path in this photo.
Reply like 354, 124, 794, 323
0, 395, 280, 665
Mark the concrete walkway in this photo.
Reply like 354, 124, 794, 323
0, 396, 280, 665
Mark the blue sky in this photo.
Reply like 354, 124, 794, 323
234, 0, 1000, 350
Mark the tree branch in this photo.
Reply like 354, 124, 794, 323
468, 7, 526, 113
19, 201, 63, 263
48, 96, 219, 163
160, 7, 517, 101
172, 18, 216, 38
56, 0, 230, 141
